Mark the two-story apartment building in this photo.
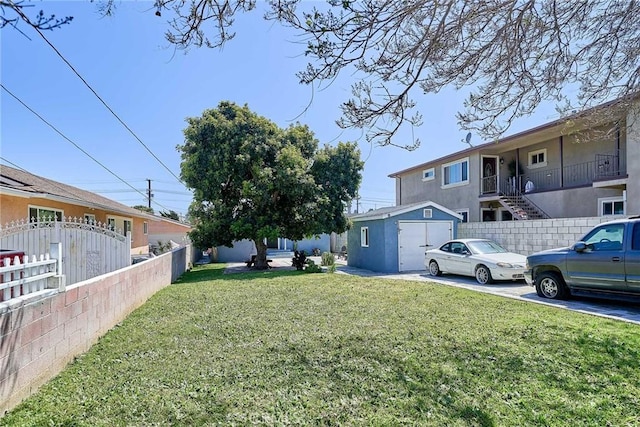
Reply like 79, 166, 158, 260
389, 97, 639, 222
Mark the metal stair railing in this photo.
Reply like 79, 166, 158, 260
499, 189, 550, 220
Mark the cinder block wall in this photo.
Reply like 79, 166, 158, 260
458, 216, 624, 255
0, 246, 189, 415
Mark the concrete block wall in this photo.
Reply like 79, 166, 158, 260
458, 216, 624, 255
0, 246, 190, 415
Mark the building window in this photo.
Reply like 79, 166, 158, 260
423, 209, 433, 219
442, 158, 469, 187
143, 221, 148, 235
360, 227, 369, 247
422, 168, 435, 181
84, 213, 96, 224
124, 220, 132, 242
107, 216, 134, 240
29, 206, 62, 222
528, 149, 547, 169
456, 210, 469, 223
600, 198, 625, 216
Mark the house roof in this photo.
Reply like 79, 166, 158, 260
351, 201, 463, 222
0, 164, 156, 220
388, 94, 634, 178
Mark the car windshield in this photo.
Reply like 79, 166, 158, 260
467, 240, 509, 254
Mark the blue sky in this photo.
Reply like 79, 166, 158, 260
1, 1, 560, 217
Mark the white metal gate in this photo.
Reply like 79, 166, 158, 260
0, 217, 131, 285
398, 221, 452, 272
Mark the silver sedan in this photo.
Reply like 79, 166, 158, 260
425, 239, 527, 284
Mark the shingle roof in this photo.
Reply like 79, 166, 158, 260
0, 164, 153, 219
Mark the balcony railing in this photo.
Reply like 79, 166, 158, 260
484, 154, 625, 195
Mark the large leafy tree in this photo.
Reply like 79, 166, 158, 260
179, 101, 363, 269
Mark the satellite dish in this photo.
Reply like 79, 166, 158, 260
463, 132, 473, 147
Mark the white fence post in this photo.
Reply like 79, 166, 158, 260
49, 242, 66, 291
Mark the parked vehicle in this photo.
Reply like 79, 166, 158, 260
425, 239, 527, 284
525, 216, 640, 300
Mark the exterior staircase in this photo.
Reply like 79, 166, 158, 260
498, 193, 548, 220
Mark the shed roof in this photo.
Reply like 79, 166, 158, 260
351, 201, 462, 222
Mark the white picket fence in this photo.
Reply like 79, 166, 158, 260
0, 216, 131, 286
0, 243, 64, 303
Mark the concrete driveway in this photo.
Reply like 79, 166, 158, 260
335, 264, 640, 325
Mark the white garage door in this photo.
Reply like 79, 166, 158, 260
398, 221, 452, 272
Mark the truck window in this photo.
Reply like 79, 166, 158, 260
633, 223, 640, 251
582, 224, 624, 251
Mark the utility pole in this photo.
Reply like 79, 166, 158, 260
146, 179, 153, 208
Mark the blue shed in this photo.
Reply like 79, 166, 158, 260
347, 201, 462, 273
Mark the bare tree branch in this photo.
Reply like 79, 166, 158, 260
1, 0, 73, 31
7, 0, 640, 149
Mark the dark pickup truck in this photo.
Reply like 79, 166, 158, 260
524, 216, 640, 300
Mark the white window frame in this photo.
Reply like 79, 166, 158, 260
360, 226, 369, 247
106, 215, 133, 236
528, 148, 547, 169
422, 168, 435, 181
441, 157, 469, 189
456, 209, 469, 223
84, 213, 96, 224
28, 205, 63, 222
598, 197, 625, 216
423, 209, 433, 219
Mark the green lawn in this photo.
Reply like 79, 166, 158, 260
3, 264, 640, 426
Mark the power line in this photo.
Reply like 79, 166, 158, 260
11, 3, 184, 185
0, 84, 173, 213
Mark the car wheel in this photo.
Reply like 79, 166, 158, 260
475, 265, 493, 284
428, 260, 442, 276
535, 271, 569, 300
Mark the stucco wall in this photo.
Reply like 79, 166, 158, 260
627, 107, 640, 215
397, 153, 482, 221
216, 240, 256, 263
458, 216, 625, 255
525, 187, 624, 218
0, 247, 191, 414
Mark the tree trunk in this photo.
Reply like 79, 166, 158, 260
253, 239, 269, 270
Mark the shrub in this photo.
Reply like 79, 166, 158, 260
321, 252, 335, 266
292, 250, 307, 271
305, 259, 322, 273
312, 247, 321, 256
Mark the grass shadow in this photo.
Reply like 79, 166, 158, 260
174, 263, 311, 284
